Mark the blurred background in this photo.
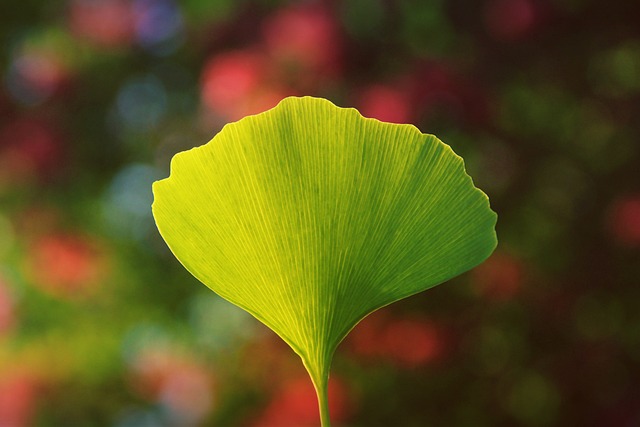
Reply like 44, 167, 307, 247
0, 0, 639, 426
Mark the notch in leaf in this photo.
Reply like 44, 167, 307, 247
152, 96, 497, 426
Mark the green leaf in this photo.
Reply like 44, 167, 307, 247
152, 96, 497, 426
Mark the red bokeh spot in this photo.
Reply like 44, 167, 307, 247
0, 372, 39, 427
608, 195, 640, 247
26, 233, 105, 298
201, 50, 264, 115
263, 4, 342, 80
484, 0, 537, 42
252, 376, 350, 427
201, 50, 290, 121
243, 87, 292, 118
69, 0, 134, 48
472, 252, 524, 301
358, 85, 412, 124
381, 318, 443, 368
0, 119, 64, 187
348, 311, 444, 368
348, 310, 390, 358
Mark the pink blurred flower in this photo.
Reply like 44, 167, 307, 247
472, 251, 524, 301
484, 0, 538, 42
0, 372, 39, 427
200, 49, 292, 121
0, 118, 64, 188
262, 4, 342, 85
160, 365, 213, 423
251, 376, 350, 427
9, 50, 71, 104
25, 232, 106, 299
357, 85, 412, 124
608, 195, 640, 247
68, 0, 134, 48
129, 347, 214, 423
200, 5, 342, 120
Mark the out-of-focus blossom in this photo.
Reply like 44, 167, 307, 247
201, 49, 292, 121
0, 276, 15, 335
0, 371, 39, 427
25, 232, 107, 299
607, 195, 640, 247
347, 309, 389, 359
357, 85, 412, 124
160, 364, 213, 424
252, 377, 350, 427
3, 29, 80, 106
128, 346, 214, 424
68, 0, 134, 48
200, 4, 341, 120
483, 0, 538, 42
6, 51, 71, 105
201, 49, 264, 113
348, 311, 444, 368
263, 4, 342, 87
472, 251, 524, 301
381, 317, 443, 368
133, 0, 184, 54
0, 118, 64, 189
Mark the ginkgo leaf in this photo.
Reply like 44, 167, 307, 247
152, 96, 497, 426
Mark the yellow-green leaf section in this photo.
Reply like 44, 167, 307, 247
152, 96, 497, 426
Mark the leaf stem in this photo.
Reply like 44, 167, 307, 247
305, 354, 332, 427
314, 373, 332, 427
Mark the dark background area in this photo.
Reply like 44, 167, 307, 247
0, 0, 639, 426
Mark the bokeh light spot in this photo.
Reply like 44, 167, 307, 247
188, 293, 260, 352
69, 0, 134, 48
357, 85, 412, 124
133, 0, 184, 55
116, 75, 168, 131
506, 371, 560, 426
25, 232, 106, 299
103, 163, 163, 241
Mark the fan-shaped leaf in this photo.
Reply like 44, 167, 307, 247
152, 96, 497, 426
